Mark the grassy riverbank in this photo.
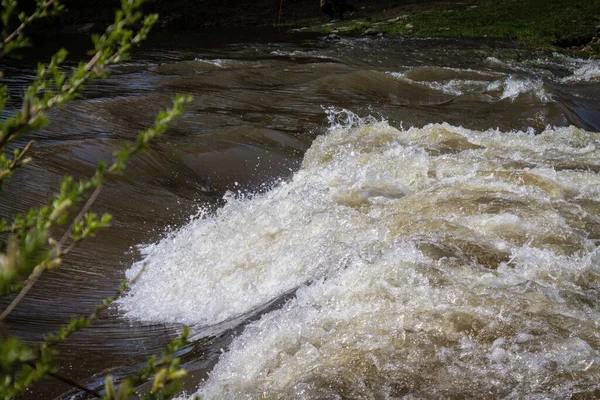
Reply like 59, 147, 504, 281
29, 0, 600, 57
294, 0, 600, 57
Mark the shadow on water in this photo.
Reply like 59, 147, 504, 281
1, 28, 599, 398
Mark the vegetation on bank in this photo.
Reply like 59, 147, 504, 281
296, 0, 600, 57
21, 0, 600, 57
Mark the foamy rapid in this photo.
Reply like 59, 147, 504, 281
486, 75, 550, 102
389, 70, 490, 96
562, 63, 600, 83
546, 54, 600, 83
120, 111, 600, 398
389, 69, 551, 102
487, 54, 600, 84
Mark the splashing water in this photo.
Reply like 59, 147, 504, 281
119, 109, 600, 398
486, 75, 551, 102
389, 69, 552, 102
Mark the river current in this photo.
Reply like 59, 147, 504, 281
2, 31, 600, 398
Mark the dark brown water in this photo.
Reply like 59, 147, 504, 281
2, 29, 600, 398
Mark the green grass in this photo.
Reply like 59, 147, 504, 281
408, 0, 598, 47
296, 0, 600, 57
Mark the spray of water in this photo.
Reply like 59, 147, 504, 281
119, 110, 600, 398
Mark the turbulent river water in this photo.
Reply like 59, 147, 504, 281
2, 30, 600, 398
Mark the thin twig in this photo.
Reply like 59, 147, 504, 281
0, 323, 101, 397
0, 40, 125, 149
25, 361, 102, 398
83, 51, 102, 73
129, 263, 146, 285
2, 0, 57, 47
43, 264, 146, 349
0, 185, 103, 321
0, 268, 42, 321
59, 185, 102, 250
8, 140, 34, 169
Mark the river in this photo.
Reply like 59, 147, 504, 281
1, 29, 600, 398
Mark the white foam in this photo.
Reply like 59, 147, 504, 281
119, 111, 600, 397
486, 75, 551, 102
562, 63, 600, 83
543, 54, 600, 83
388, 69, 495, 96
487, 54, 600, 84
193, 58, 229, 68
389, 69, 551, 101
269, 50, 333, 60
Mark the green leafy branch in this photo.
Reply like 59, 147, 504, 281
0, 92, 191, 318
0, 140, 33, 187
0, 92, 191, 400
0, 0, 158, 176
1, 277, 189, 399
0, 276, 125, 399
103, 327, 190, 400
0, 0, 64, 58
0, 0, 194, 398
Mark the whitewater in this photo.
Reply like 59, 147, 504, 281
118, 108, 600, 398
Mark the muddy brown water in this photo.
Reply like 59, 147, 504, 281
1, 29, 599, 398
